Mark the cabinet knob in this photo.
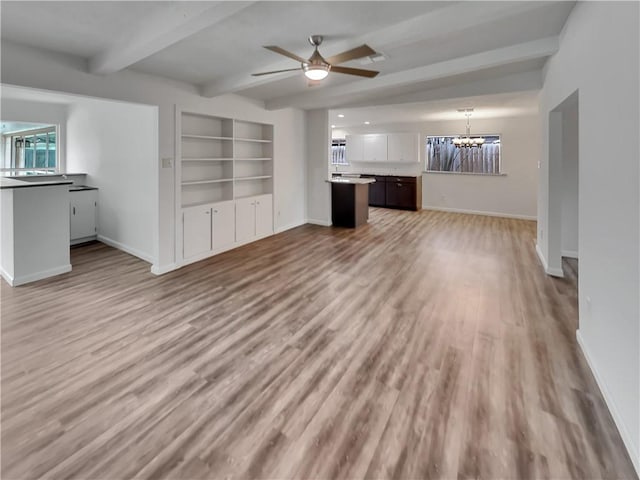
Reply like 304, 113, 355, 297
397, 183, 402, 187
213, 210, 218, 213
205, 211, 210, 214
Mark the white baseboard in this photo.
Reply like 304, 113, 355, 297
97, 235, 153, 264
535, 243, 564, 277
562, 249, 579, 259
5, 264, 72, 286
306, 218, 332, 227
150, 263, 177, 275
577, 330, 640, 477
422, 205, 537, 221
275, 221, 305, 234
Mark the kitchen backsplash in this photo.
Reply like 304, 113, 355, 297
332, 161, 423, 176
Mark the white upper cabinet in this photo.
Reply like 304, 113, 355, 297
362, 134, 387, 162
345, 135, 364, 163
387, 133, 420, 163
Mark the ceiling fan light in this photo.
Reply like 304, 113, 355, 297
303, 63, 330, 80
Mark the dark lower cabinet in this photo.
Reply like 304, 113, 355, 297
362, 175, 386, 206
386, 181, 417, 210
333, 173, 422, 211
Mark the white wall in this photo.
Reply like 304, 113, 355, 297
306, 109, 331, 226
1, 41, 307, 272
66, 98, 158, 263
561, 100, 579, 256
538, 2, 639, 473
335, 114, 539, 219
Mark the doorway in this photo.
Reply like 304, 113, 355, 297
547, 90, 579, 277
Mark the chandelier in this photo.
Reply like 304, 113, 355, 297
452, 109, 485, 148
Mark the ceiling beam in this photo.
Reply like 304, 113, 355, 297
89, 1, 257, 75
199, 1, 556, 98
264, 37, 558, 110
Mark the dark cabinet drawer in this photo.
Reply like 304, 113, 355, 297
386, 181, 418, 210
368, 180, 386, 207
389, 176, 417, 184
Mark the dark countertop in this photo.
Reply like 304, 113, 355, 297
69, 185, 98, 192
0, 178, 73, 190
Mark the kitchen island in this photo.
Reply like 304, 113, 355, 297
1, 177, 73, 286
326, 177, 375, 228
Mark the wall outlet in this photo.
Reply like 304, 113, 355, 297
161, 158, 173, 168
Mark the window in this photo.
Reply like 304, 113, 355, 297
425, 135, 501, 174
331, 138, 348, 165
2, 126, 58, 174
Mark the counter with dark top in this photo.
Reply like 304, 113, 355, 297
0, 177, 73, 189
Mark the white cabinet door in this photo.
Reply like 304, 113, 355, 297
70, 190, 97, 241
363, 134, 388, 162
235, 197, 256, 244
345, 135, 363, 163
388, 133, 420, 163
212, 200, 235, 251
254, 194, 273, 238
183, 206, 211, 259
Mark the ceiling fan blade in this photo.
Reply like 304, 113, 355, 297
330, 65, 379, 78
251, 68, 301, 76
263, 45, 307, 63
326, 44, 376, 65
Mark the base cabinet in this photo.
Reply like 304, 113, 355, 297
183, 205, 211, 259
236, 194, 273, 244
386, 179, 417, 210
212, 201, 235, 251
182, 194, 273, 264
70, 189, 97, 244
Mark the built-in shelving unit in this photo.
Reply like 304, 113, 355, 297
178, 112, 274, 207
176, 109, 275, 265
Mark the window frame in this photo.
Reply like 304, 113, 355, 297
331, 138, 348, 166
1, 125, 58, 174
424, 134, 503, 176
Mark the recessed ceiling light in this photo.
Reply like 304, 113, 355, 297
331, 124, 336, 128
338, 114, 345, 118
364, 121, 370, 125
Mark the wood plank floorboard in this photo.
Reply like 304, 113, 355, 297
1, 208, 636, 479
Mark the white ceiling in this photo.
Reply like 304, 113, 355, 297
0, 1, 575, 110
329, 91, 540, 129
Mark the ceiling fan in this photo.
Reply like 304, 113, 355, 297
252, 35, 380, 82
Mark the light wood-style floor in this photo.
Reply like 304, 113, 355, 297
1, 209, 636, 479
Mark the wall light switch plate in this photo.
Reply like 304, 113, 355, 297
162, 158, 173, 168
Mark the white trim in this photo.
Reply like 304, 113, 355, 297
3, 264, 72, 286
97, 235, 153, 264
562, 249, 579, 259
71, 235, 97, 246
275, 221, 305, 234
536, 243, 564, 277
306, 218, 332, 227
422, 205, 537, 221
150, 263, 178, 275
577, 330, 640, 477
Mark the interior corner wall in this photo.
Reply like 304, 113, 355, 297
66, 99, 158, 263
538, 1, 639, 473
1, 41, 307, 271
305, 109, 331, 225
